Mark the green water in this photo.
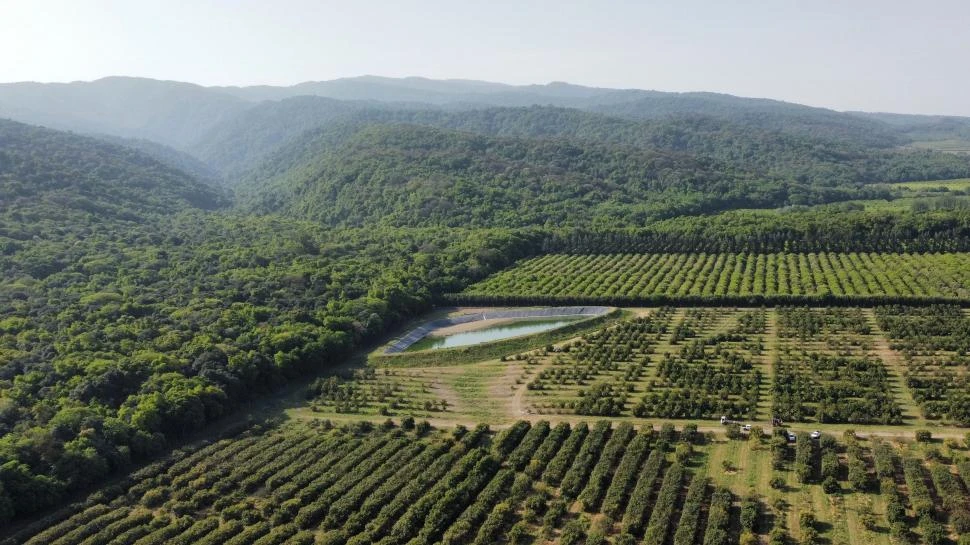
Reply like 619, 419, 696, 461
407, 317, 582, 351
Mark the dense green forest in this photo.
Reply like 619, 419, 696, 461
240, 123, 809, 227
0, 120, 224, 223
0, 216, 536, 520
5, 77, 970, 527
238, 122, 970, 228
0, 121, 542, 520
200, 100, 970, 187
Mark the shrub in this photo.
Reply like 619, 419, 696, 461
559, 519, 586, 545
141, 488, 167, 507
886, 496, 906, 525
915, 429, 932, 443
903, 458, 935, 518
682, 424, 699, 443
506, 522, 527, 545
750, 426, 764, 442
801, 526, 819, 545
950, 507, 970, 534
675, 442, 693, 463
522, 493, 547, 522
493, 420, 531, 457
542, 500, 567, 538
740, 495, 760, 532
848, 457, 869, 491
794, 432, 814, 483
470, 502, 512, 545
771, 437, 789, 469
919, 515, 946, 545
416, 420, 432, 436
614, 534, 637, 545
889, 521, 909, 543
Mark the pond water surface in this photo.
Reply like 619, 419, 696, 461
407, 318, 582, 351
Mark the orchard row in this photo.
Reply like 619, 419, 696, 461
458, 252, 970, 303
9, 421, 970, 545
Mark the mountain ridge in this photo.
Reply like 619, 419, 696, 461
3, 75, 968, 157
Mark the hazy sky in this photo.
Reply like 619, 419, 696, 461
2, 0, 968, 115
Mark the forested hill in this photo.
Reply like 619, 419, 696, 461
237, 123, 810, 227
589, 92, 903, 147
234, 119, 970, 228
190, 96, 390, 178
850, 111, 970, 146
196, 99, 970, 193
0, 119, 225, 234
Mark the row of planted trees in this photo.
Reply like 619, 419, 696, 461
460, 252, 970, 301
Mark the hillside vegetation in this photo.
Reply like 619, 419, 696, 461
0, 117, 545, 521
0, 213, 536, 520
197, 100, 970, 185
0, 119, 224, 226
237, 121, 970, 228
240, 123, 798, 227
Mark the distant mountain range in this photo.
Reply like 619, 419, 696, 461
2, 75, 969, 158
